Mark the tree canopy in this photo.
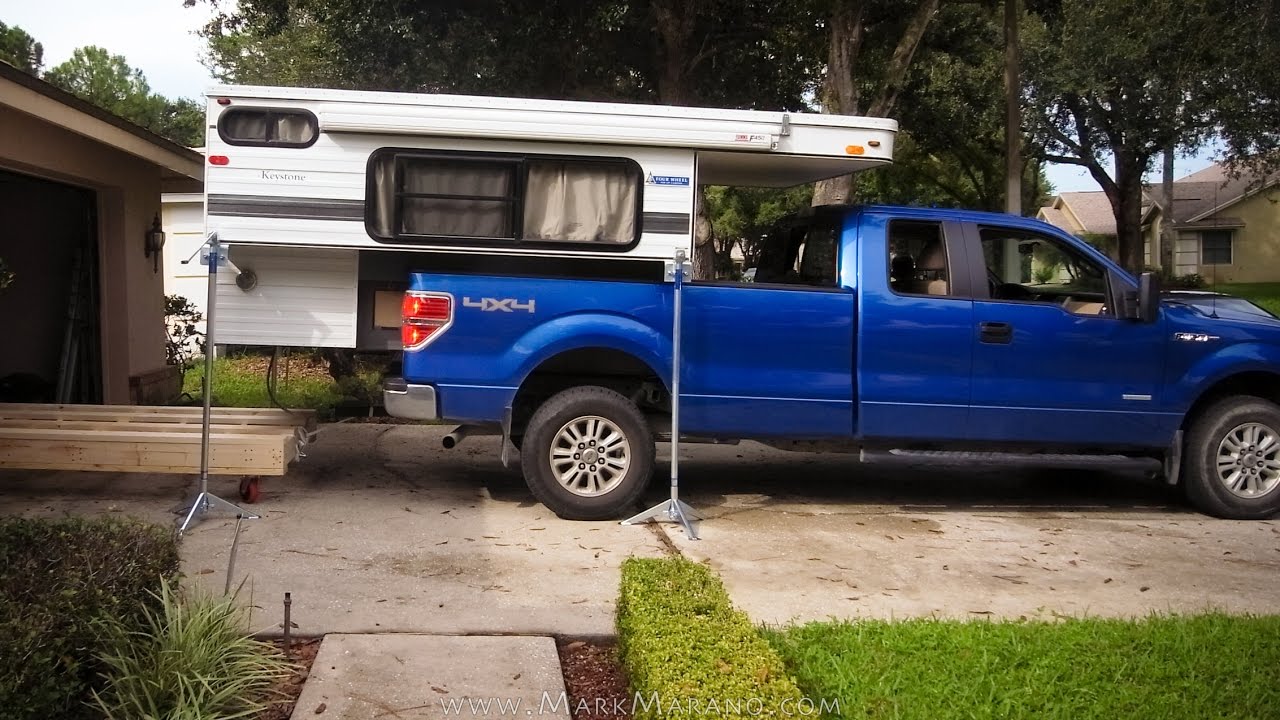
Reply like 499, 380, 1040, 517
1022, 0, 1280, 271
40, 45, 204, 148
0, 21, 42, 75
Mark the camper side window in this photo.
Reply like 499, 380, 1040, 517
366, 150, 642, 248
217, 108, 318, 148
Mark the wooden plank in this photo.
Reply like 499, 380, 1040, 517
0, 407, 315, 430
0, 427, 289, 445
0, 403, 315, 418
0, 433, 296, 476
0, 418, 301, 437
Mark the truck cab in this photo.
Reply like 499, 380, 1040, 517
387, 204, 1280, 522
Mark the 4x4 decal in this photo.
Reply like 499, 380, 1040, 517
462, 297, 535, 313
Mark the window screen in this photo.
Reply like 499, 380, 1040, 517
1201, 230, 1233, 265
366, 150, 641, 247
218, 108, 317, 147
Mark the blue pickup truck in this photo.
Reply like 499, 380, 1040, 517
383, 204, 1280, 521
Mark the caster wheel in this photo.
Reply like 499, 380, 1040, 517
238, 476, 261, 504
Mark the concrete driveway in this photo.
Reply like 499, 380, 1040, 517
1, 423, 1276, 636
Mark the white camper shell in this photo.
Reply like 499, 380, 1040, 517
202, 85, 897, 348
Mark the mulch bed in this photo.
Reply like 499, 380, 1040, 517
259, 638, 322, 720
557, 639, 633, 720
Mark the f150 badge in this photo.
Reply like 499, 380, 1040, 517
463, 297, 535, 313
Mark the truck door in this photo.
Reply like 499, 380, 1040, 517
857, 214, 975, 440
679, 212, 854, 438
964, 222, 1173, 447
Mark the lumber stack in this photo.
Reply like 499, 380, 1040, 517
0, 404, 316, 476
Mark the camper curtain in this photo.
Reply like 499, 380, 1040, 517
274, 115, 316, 144
222, 112, 268, 142
372, 156, 514, 239
523, 161, 638, 243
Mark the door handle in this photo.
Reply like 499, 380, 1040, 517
979, 321, 1013, 344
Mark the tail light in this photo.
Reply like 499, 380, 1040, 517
401, 292, 453, 350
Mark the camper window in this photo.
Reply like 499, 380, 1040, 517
366, 149, 641, 248
217, 108, 318, 148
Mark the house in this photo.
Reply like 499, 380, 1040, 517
1036, 191, 1161, 267
1038, 163, 1279, 282
1151, 164, 1279, 282
0, 61, 203, 404
161, 189, 208, 336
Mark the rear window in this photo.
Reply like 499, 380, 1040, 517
217, 108, 318, 148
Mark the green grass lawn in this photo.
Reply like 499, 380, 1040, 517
765, 615, 1280, 720
1220, 282, 1280, 316
181, 355, 381, 416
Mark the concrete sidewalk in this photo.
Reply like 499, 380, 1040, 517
291, 634, 570, 719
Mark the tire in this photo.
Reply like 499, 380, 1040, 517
520, 386, 654, 520
1184, 396, 1280, 519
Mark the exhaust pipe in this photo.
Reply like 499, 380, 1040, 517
442, 424, 499, 449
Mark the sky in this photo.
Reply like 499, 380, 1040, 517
4, 0, 219, 100
3, 2, 1225, 197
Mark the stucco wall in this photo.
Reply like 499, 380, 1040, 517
0, 107, 169, 403
1206, 191, 1280, 284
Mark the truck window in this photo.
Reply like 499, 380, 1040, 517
749, 217, 839, 288
366, 150, 641, 247
888, 220, 952, 296
979, 227, 1110, 316
217, 108, 317, 147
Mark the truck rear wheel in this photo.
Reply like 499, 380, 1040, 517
1184, 396, 1280, 519
520, 386, 654, 520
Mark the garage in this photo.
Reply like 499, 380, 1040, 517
0, 62, 203, 405
0, 169, 99, 403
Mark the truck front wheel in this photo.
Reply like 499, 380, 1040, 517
1184, 396, 1280, 519
520, 386, 654, 520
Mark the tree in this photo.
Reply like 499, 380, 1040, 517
44, 46, 204, 147
0, 21, 42, 75
864, 2, 1050, 212
811, 0, 944, 207
1023, 0, 1279, 272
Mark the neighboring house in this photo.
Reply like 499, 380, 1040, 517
161, 190, 208, 337
1036, 191, 1160, 267
1151, 164, 1279, 283
0, 61, 203, 404
1038, 163, 1279, 282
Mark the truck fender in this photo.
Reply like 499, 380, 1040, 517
507, 311, 673, 392
1170, 341, 1280, 418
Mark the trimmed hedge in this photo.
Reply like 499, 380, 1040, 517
617, 557, 804, 719
0, 517, 180, 720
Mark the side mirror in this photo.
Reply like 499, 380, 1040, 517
1122, 272, 1160, 322
1138, 272, 1161, 323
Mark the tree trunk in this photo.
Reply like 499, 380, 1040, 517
813, 0, 940, 207
692, 201, 715, 279
1003, 0, 1022, 215
1159, 146, 1176, 274
811, 1, 866, 207
1113, 158, 1147, 273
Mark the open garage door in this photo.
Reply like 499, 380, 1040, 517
0, 169, 101, 404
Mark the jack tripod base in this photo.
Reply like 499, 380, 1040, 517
622, 498, 701, 540
178, 491, 258, 535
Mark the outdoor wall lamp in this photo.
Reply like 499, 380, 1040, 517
145, 213, 166, 274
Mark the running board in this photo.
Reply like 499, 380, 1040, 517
861, 448, 1161, 471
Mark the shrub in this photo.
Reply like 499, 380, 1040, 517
165, 294, 205, 371
92, 579, 293, 720
616, 557, 803, 719
0, 517, 180, 720
1165, 273, 1208, 290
